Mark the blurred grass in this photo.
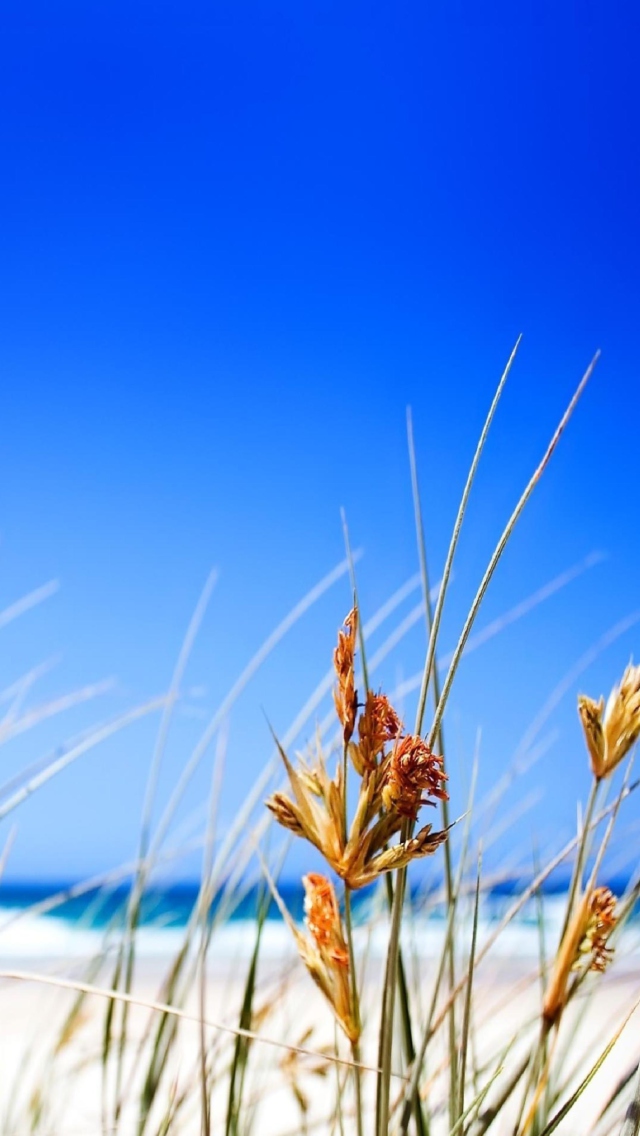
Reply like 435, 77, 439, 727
0, 347, 639, 1136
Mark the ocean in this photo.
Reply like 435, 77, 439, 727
0, 877, 637, 962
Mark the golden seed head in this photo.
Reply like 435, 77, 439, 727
603, 663, 640, 773
382, 734, 448, 819
577, 695, 606, 779
333, 607, 358, 745
579, 663, 640, 779
543, 885, 618, 1025
577, 886, 617, 973
357, 691, 403, 770
296, 872, 358, 1041
372, 822, 448, 875
303, 873, 349, 967
265, 793, 305, 837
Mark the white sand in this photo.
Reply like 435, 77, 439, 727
0, 949, 637, 1135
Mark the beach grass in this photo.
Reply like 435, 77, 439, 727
2, 345, 640, 1135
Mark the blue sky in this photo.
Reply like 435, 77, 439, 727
0, 1, 639, 881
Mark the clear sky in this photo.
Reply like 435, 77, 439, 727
0, 1, 639, 881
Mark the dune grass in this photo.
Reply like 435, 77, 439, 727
1, 346, 640, 1135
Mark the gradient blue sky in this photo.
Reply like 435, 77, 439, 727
1, 1, 639, 880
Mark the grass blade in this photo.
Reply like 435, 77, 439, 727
225, 887, 271, 1136
458, 849, 482, 1123
414, 337, 521, 737
618, 1063, 640, 1136
536, 997, 640, 1136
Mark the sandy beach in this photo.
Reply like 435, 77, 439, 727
0, 945, 637, 1136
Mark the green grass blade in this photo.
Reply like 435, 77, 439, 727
458, 849, 482, 1123
472, 1053, 531, 1136
447, 1058, 508, 1136
426, 352, 598, 753
536, 998, 640, 1136
379, 350, 595, 1136
593, 1062, 639, 1131
398, 750, 479, 1136
407, 405, 458, 1129
225, 887, 271, 1136
413, 338, 521, 737
341, 507, 426, 1136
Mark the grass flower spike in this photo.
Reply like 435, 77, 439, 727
266, 606, 449, 888
578, 662, 640, 780
543, 886, 618, 1026
266, 733, 346, 865
266, 722, 447, 888
381, 734, 448, 820
354, 691, 402, 773
576, 885, 617, 972
333, 607, 358, 744
294, 873, 359, 1043
303, 872, 349, 967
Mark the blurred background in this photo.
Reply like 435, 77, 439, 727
0, 1, 638, 883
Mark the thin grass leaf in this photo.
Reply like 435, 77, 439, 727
148, 555, 359, 865
141, 566, 219, 862
445, 1058, 508, 1136
0, 677, 115, 744
0, 825, 16, 881
536, 997, 640, 1136
471, 1053, 531, 1136
112, 560, 350, 1123
225, 887, 271, 1136
0, 696, 167, 820
429, 778, 640, 1043
604, 1065, 640, 1136
392, 555, 611, 710
513, 610, 640, 767
109, 569, 220, 1121
407, 405, 458, 1130
0, 579, 59, 629
0, 968, 413, 1080
381, 347, 598, 1132
398, 752, 479, 1136
195, 725, 229, 1136
592, 1062, 639, 1131
414, 337, 521, 738
458, 849, 482, 1124
137, 938, 192, 1134
427, 352, 598, 755
341, 508, 425, 1136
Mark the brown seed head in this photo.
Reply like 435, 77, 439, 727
303, 873, 349, 967
543, 885, 618, 1026
371, 822, 448, 877
265, 793, 306, 837
579, 663, 640, 779
577, 695, 606, 779
382, 734, 448, 820
357, 691, 403, 770
603, 663, 640, 773
577, 886, 617, 973
333, 608, 358, 744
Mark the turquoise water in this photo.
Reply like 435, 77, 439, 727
0, 877, 635, 961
